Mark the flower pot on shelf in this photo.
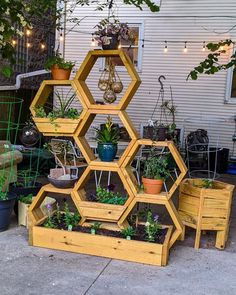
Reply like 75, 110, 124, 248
33, 117, 80, 136
142, 177, 164, 194
0, 192, 17, 232
51, 65, 72, 80
102, 34, 119, 50
97, 143, 117, 162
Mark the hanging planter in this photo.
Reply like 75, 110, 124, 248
98, 58, 123, 104
102, 34, 119, 50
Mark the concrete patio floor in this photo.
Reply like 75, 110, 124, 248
1, 174, 236, 295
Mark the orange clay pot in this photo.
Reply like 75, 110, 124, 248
51, 65, 71, 80
142, 177, 163, 194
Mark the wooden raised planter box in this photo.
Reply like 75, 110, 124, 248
33, 117, 81, 136
30, 224, 173, 266
179, 178, 234, 249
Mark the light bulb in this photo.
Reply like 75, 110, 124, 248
59, 34, 63, 42
91, 38, 95, 46
118, 43, 121, 49
202, 42, 206, 51
26, 42, 31, 48
26, 29, 31, 36
164, 41, 168, 53
41, 43, 46, 50
12, 40, 17, 46
183, 42, 188, 53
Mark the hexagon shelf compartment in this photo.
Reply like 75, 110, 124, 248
73, 109, 138, 166
28, 50, 187, 267
30, 80, 86, 136
72, 165, 135, 226
73, 50, 141, 110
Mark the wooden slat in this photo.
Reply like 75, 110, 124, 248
32, 225, 172, 266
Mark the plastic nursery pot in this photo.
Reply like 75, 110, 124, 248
97, 143, 117, 162
0, 192, 17, 232
51, 65, 72, 80
91, 229, 96, 235
142, 177, 164, 194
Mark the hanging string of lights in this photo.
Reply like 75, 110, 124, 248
10, 26, 235, 54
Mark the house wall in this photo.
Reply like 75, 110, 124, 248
64, 0, 236, 154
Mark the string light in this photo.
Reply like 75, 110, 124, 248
26, 29, 31, 36
164, 41, 168, 53
118, 43, 122, 49
26, 42, 31, 48
183, 41, 188, 53
91, 37, 95, 46
12, 40, 17, 46
59, 33, 64, 42
202, 41, 206, 51
40, 43, 46, 50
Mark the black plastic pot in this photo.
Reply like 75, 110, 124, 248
0, 192, 17, 232
102, 34, 119, 50
9, 182, 42, 215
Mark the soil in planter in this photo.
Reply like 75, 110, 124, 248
42, 213, 167, 244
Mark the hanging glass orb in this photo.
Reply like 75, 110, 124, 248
111, 81, 123, 94
103, 89, 117, 103
98, 79, 109, 91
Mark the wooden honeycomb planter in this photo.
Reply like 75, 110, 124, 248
31, 223, 173, 266
33, 117, 81, 136
179, 178, 234, 249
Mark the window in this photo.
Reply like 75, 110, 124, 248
101, 22, 144, 72
225, 48, 236, 103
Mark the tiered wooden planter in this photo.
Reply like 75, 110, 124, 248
28, 50, 187, 266
179, 178, 234, 249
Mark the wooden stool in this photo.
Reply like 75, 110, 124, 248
178, 178, 234, 249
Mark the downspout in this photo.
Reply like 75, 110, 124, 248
0, 69, 49, 91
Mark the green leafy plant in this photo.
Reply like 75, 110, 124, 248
96, 186, 127, 205
143, 155, 171, 180
0, 176, 8, 201
188, 39, 235, 80
18, 194, 34, 204
34, 92, 81, 121
90, 222, 101, 234
121, 226, 136, 240
94, 116, 120, 144
44, 54, 75, 70
145, 212, 161, 242
64, 202, 80, 229
44, 203, 57, 229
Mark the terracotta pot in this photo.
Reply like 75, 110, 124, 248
142, 177, 163, 194
51, 65, 72, 80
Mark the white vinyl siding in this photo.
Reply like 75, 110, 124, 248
64, 0, 236, 152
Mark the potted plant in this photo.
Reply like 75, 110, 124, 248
94, 17, 134, 50
142, 155, 171, 194
90, 222, 101, 235
45, 54, 75, 80
121, 226, 136, 240
94, 116, 119, 162
0, 175, 17, 231
33, 92, 81, 135
44, 141, 79, 189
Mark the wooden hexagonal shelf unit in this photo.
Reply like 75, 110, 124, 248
121, 139, 188, 199
30, 80, 87, 136
72, 165, 135, 226
73, 50, 141, 110
73, 109, 139, 166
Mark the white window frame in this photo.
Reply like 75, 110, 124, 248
225, 46, 236, 104
100, 21, 144, 72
